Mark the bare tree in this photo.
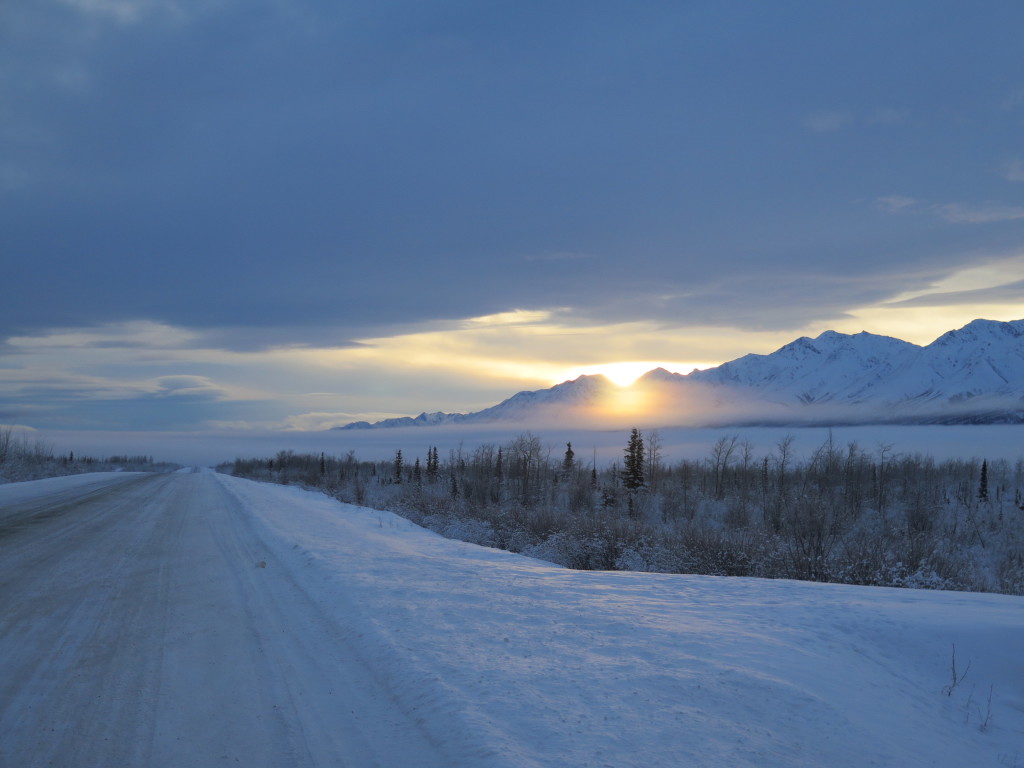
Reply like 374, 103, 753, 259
646, 430, 661, 493
0, 426, 11, 466
708, 434, 739, 500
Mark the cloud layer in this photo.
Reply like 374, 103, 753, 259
3, 1, 1024, 430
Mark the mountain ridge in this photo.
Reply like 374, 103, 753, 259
337, 319, 1024, 429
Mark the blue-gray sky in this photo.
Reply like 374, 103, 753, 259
3, 0, 1024, 431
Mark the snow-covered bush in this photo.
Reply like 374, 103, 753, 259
0, 426, 172, 484
226, 431, 1024, 594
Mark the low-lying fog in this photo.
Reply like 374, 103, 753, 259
31, 424, 1024, 468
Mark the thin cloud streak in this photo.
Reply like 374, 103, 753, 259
1001, 158, 1024, 182
877, 196, 1024, 225
939, 203, 1024, 224
804, 111, 852, 133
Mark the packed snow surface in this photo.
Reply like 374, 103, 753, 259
1, 472, 1022, 767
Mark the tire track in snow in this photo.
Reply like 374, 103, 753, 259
0, 472, 452, 768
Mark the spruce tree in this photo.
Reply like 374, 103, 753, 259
979, 459, 989, 502
428, 446, 439, 482
622, 428, 645, 492
563, 442, 575, 478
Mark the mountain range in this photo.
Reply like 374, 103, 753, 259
338, 318, 1024, 429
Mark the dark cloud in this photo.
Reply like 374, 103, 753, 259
3, 0, 1024, 344
0, 381, 282, 431
193, 327, 370, 353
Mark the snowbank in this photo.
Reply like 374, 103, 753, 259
0, 471, 145, 504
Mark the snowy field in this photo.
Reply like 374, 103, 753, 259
225, 475, 1024, 767
32, 423, 1024, 467
4, 471, 1018, 766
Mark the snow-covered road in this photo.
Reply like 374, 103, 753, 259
0, 471, 450, 768
1, 471, 1022, 767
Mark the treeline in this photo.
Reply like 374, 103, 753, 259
224, 430, 1024, 595
0, 426, 173, 483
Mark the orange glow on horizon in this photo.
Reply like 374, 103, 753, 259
595, 386, 654, 420
561, 361, 716, 388
582, 367, 713, 425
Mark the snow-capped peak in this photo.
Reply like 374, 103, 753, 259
339, 319, 1024, 428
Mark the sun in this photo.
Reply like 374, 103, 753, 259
562, 361, 713, 387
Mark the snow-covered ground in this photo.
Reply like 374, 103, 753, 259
223, 475, 1024, 767
2, 472, 1022, 767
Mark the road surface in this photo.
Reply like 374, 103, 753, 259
0, 471, 450, 768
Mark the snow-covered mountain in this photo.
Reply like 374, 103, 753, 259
338, 318, 1024, 428
688, 330, 919, 404
338, 374, 618, 430
684, 318, 1024, 423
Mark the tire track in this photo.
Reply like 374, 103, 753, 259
0, 471, 453, 768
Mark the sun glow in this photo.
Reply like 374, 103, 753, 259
597, 386, 654, 419
563, 361, 714, 388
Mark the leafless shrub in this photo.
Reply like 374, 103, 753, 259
942, 644, 971, 696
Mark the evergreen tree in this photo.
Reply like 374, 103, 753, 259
413, 457, 422, 485
393, 449, 403, 483
427, 446, 439, 482
979, 459, 989, 502
622, 428, 645, 492
563, 442, 575, 478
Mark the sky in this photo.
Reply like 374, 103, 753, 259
3, 0, 1024, 433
